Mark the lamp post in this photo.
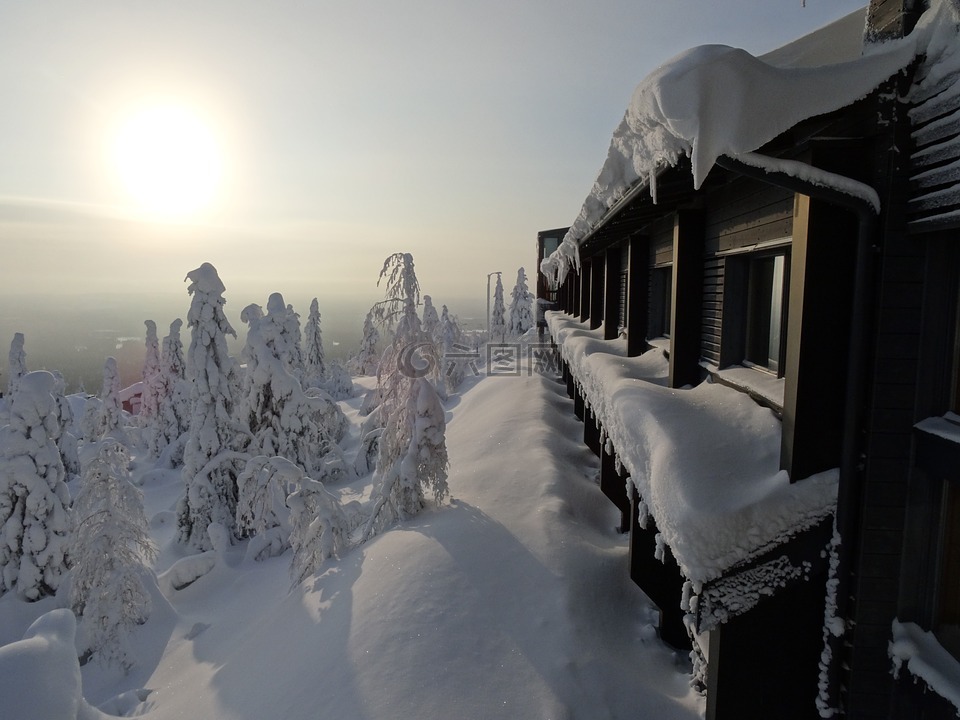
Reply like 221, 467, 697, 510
486, 271, 502, 340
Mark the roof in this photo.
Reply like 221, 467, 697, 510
541, 0, 960, 283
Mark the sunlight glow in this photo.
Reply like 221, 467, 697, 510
111, 103, 223, 220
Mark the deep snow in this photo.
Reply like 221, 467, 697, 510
0, 361, 703, 719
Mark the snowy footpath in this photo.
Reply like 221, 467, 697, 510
0, 363, 703, 720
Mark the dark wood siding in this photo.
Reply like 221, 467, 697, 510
705, 180, 793, 255
701, 256, 724, 365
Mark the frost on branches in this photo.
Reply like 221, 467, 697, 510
70, 440, 157, 670
363, 253, 449, 539
154, 319, 190, 464
6, 332, 26, 397
0, 371, 71, 600
239, 294, 348, 482
491, 274, 506, 342
178, 262, 245, 551
303, 297, 326, 388
508, 267, 534, 337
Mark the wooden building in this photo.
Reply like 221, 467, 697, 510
537, 2, 960, 718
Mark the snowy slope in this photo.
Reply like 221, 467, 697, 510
0, 366, 703, 719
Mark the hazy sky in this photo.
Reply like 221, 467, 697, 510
0, 0, 866, 311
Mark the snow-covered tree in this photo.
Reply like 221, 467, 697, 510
491, 274, 506, 342
178, 263, 245, 551
98, 357, 124, 439
507, 267, 535, 336
70, 440, 156, 670
438, 305, 466, 394
0, 371, 71, 600
153, 319, 190, 463
289, 471, 348, 586
350, 310, 381, 376
302, 298, 326, 388
6, 332, 26, 397
235, 455, 297, 561
140, 320, 163, 443
363, 253, 448, 539
240, 294, 348, 481
323, 361, 355, 401
51, 372, 80, 483
422, 295, 440, 340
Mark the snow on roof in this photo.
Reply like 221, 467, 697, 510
540, 2, 960, 284
547, 312, 838, 584
759, 7, 867, 69
891, 620, 960, 712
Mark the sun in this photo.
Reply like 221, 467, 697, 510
111, 103, 223, 220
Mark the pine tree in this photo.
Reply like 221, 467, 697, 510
70, 440, 156, 670
491, 274, 507, 342
438, 304, 466, 393
235, 455, 297, 561
154, 319, 190, 463
421, 295, 440, 340
51, 372, 80, 483
178, 262, 245, 551
303, 298, 326, 388
350, 310, 381, 376
140, 320, 163, 449
98, 357, 123, 439
363, 253, 448, 539
239, 294, 347, 481
507, 267, 535, 336
6, 332, 26, 397
0, 371, 71, 600
288, 468, 348, 586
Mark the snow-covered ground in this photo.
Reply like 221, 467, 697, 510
0, 362, 704, 719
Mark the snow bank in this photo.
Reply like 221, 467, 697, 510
0, 609, 102, 720
548, 312, 838, 584
539, 1, 960, 283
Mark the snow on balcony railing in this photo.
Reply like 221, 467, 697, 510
547, 311, 837, 586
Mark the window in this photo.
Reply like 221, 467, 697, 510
650, 266, 673, 338
744, 253, 788, 375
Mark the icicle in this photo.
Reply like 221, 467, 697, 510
614, 454, 624, 475
654, 532, 665, 563
604, 437, 614, 456
649, 168, 658, 204
638, 500, 649, 530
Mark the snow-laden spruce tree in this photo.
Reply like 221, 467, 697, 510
276, 296, 305, 381
491, 274, 507, 342
421, 295, 440, 340
302, 298, 326, 389
240, 294, 348, 481
140, 320, 163, 446
363, 253, 449, 539
288, 467, 349, 586
51, 372, 80, 483
6, 332, 26, 397
70, 440, 156, 670
178, 262, 245, 551
438, 304, 466, 394
98, 357, 124, 440
507, 267, 534, 337
153, 319, 191, 463
350, 310, 381, 376
0, 371, 71, 600
323, 361, 355, 401
235, 455, 297, 561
